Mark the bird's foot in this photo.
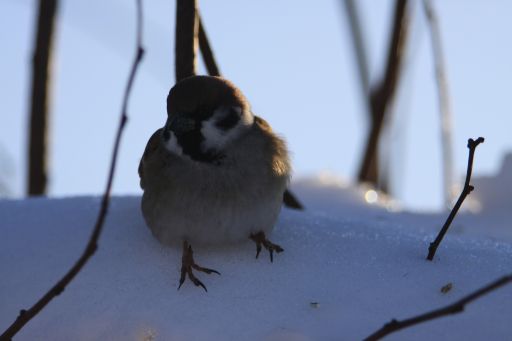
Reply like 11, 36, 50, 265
178, 241, 220, 292
249, 231, 284, 262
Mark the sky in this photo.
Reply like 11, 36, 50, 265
1, 0, 511, 211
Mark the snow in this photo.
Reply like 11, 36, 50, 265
472, 152, 512, 214
1, 175, 511, 340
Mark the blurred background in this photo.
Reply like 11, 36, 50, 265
1, 0, 511, 211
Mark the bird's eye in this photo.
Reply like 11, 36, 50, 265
168, 115, 196, 136
215, 107, 240, 130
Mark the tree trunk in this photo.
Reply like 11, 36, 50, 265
27, 0, 58, 196
357, 0, 410, 192
175, 0, 198, 82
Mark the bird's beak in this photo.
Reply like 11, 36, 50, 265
166, 114, 196, 135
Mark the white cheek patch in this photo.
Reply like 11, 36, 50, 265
200, 106, 254, 152
163, 131, 183, 156
236, 106, 255, 126
201, 119, 227, 151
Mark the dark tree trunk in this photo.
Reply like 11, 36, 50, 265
27, 0, 58, 196
357, 0, 410, 191
175, 0, 198, 82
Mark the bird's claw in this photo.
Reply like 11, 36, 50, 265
249, 231, 284, 262
191, 263, 221, 275
178, 242, 220, 292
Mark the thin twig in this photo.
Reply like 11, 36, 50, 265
427, 137, 484, 261
422, 0, 455, 208
364, 274, 512, 341
27, 0, 58, 195
175, 0, 198, 82
0, 1, 144, 339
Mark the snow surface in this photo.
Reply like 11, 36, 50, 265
1, 176, 511, 341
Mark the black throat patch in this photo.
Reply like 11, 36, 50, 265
176, 130, 224, 164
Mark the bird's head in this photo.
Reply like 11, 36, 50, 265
162, 76, 254, 163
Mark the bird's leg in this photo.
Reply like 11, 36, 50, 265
249, 231, 284, 262
178, 241, 220, 292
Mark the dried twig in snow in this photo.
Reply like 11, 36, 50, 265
364, 274, 512, 341
0, 0, 144, 339
427, 137, 484, 261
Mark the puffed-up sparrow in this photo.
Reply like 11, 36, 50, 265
139, 76, 290, 291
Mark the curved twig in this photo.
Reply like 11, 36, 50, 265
427, 137, 484, 261
0, 1, 145, 339
364, 274, 512, 340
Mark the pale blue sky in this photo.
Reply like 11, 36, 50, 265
1, 0, 511, 211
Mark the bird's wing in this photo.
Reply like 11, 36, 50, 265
138, 128, 163, 189
253, 115, 290, 176
254, 115, 302, 209
253, 115, 272, 132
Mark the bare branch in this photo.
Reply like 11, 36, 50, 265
197, 12, 220, 77
27, 0, 58, 196
427, 137, 484, 261
364, 274, 512, 341
175, 0, 198, 82
343, 0, 370, 98
357, 0, 411, 191
0, 1, 145, 339
422, 0, 455, 208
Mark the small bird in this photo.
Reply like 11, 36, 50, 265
139, 75, 290, 291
